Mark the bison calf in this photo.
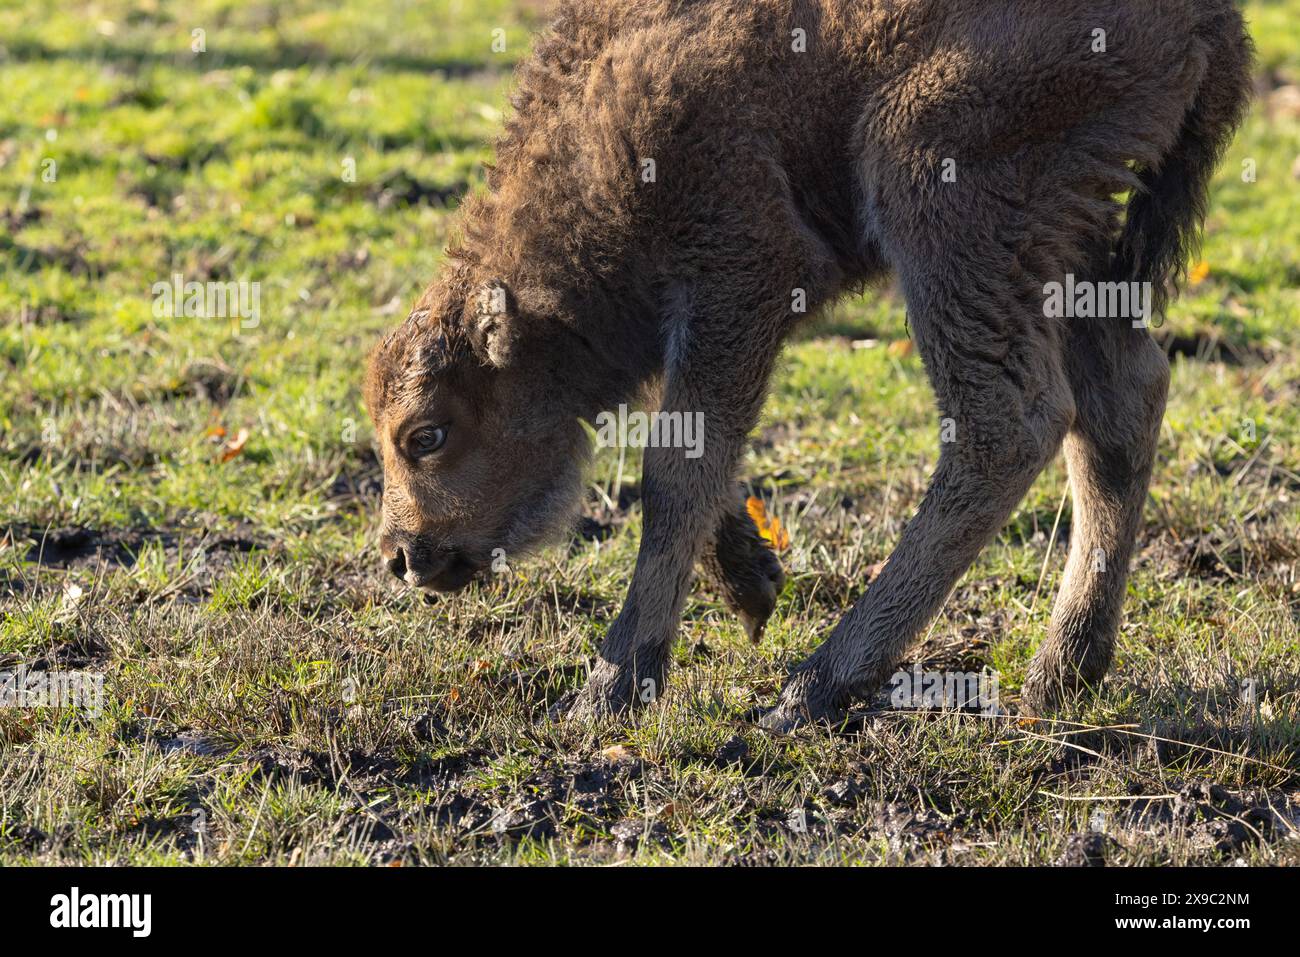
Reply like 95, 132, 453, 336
365, 0, 1253, 728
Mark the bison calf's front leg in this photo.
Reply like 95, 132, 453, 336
568, 301, 784, 718
574, 469, 785, 718
568, 441, 726, 718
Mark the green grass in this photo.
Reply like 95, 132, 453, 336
1, 0, 1297, 865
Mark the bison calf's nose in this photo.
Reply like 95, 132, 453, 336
384, 547, 408, 581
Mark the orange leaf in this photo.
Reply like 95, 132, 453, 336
1189, 260, 1210, 285
769, 516, 790, 551
887, 338, 914, 359
745, 496, 791, 551
218, 428, 249, 462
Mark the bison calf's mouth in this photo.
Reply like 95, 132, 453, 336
385, 546, 479, 594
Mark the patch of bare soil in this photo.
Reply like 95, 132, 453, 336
400, 750, 655, 853
574, 482, 641, 545
1118, 780, 1300, 855
734, 786, 974, 865
0, 625, 109, 672
367, 171, 467, 210
1154, 329, 1272, 366
10, 524, 262, 571
1141, 526, 1300, 586
1057, 832, 1116, 866
2, 522, 271, 606
326, 460, 383, 504
0, 203, 40, 232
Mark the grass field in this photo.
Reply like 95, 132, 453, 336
1, 0, 1297, 865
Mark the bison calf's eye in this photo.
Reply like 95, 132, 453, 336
408, 426, 447, 458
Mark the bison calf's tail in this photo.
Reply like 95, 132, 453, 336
1110, 13, 1254, 318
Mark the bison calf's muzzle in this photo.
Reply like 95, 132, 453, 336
382, 537, 479, 594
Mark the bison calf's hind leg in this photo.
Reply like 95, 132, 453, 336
700, 493, 786, 643
760, 170, 1078, 730
1022, 321, 1169, 713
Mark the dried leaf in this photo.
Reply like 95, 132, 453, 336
887, 338, 914, 359
219, 427, 249, 462
746, 496, 791, 551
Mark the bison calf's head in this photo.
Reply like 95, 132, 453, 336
364, 278, 590, 594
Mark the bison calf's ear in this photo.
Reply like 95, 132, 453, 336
471, 279, 518, 367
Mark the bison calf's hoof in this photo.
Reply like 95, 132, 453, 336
702, 506, 787, 643
757, 669, 850, 733
563, 658, 666, 722
1019, 659, 1106, 717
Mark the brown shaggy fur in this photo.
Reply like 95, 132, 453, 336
365, 0, 1254, 728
